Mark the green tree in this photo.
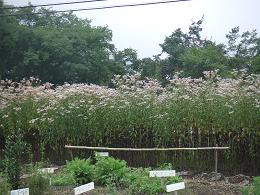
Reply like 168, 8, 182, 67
0, 5, 124, 84
225, 27, 259, 72
180, 42, 227, 77
141, 56, 161, 79
159, 18, 259, 78
114, 48, 141, 74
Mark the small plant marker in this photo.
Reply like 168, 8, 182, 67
166, 181, 185, 192
39, 167, 58, 174
149, 170, 176, 190
149, 170, 185, 194
10, 188, 29, 195
149, 170, 176, 177
96, 152, 109, 157
74, 182, 94, 195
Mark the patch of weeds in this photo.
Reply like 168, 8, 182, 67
241, 176, 260, 195
125, 168, 163, 195
94, 155, 129, 187
125, 167, 183, 195
252, 176, 260, 195
51, 172, 76, 186
0, 172, 11, 195
165, 176, 182, 185
65, 157, 94, 185
157, 163, 174, 170
4, 131, 27, 189
27, 163, 50, 195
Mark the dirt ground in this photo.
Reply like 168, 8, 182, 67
49, 179, 244, 195
185, 179, 242, 195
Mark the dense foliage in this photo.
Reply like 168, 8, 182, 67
242, 176, 260, 195
151, 18, 260, 80
0, 172, 10, 195
1, 5, 259, 84
51, 156, 182, 195
0, 5, 124, 84
4, 130, 27, 189
0, 2, 260, 177
65, 158, 94, 185
0, 71, 259, 173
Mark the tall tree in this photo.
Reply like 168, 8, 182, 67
0, 5, 124, 84
114, 48, 141, 74
226, 27, 259, 72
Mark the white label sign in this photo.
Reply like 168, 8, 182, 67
166, 182, 185, 192
149, 170, 176, 178
96, 152, 109, 157
39, 167, 58, 174
74, 182, 94, 195
10, 188, 29, 195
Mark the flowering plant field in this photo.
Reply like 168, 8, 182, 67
0, 70, 259, 174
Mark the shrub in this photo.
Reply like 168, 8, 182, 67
28, 173, 50, 195
125, 167, 182, 195
0, 172, 10, 195
241, 176, 260, 195
27, 164, 50, 195
4, 131, 27, 189
94, 155, 129, 186
51, 172, 76, 186
65, 158, 94, 185
252, 176, 260, 195
125, 168, 163, 195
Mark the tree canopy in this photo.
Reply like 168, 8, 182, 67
159, 17, 260, 79
0, 6, 124, 84
0, 5, 259, 84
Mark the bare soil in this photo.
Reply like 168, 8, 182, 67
49, 179, 244, 195
185, 179, 243, 195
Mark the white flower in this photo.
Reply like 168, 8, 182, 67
2, 115, 8, 118
29, 118, 38, 124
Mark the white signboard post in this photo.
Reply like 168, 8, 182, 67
39, 167, 59, 174
149, 170, 176, 177
149, 170, 185, 194
10, 188, 29, 195
166, 181, 185, 192
74, 182, 94, 195
95, 152, 109, 157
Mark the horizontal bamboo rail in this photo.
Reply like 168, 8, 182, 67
65, 145, 229, 151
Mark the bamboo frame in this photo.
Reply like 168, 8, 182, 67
65, 145, 229, 151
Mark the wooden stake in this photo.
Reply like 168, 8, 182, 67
215, 144, 218, 173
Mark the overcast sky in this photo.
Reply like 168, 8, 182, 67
4, 0, 260, 58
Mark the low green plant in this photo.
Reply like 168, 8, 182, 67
51, 172, 76, 186
124, 167, 182, 195
125, 168, 163, 195
4, 131, 27, 189
165, 176, 182, 185
106, 181, 119, 195
28, 173, 50, 195
158, 163, 174, 170
0, 172, 11, 195
252, 176, 260, 195
241, 176, 260, 195
94, 155, 129, 186
241, 187, 251, 195
65, 158, 94, 185
27, 163, 50, 195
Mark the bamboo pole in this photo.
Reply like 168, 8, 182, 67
64, 145, 229, 151
215, 144, 218, 173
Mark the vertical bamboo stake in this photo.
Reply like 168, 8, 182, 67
214, 144, 218, 173
69, 149, 73, 160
